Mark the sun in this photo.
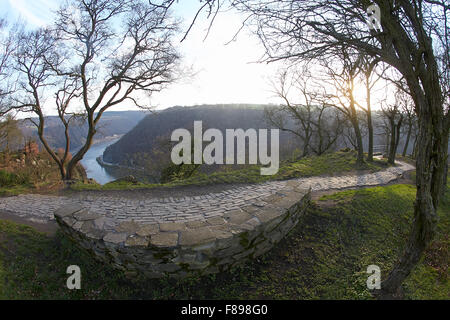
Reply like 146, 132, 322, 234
351, 80, 367, 103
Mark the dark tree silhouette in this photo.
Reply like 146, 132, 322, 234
381, 92, 404, 165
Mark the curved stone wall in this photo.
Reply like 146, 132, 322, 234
45, 159, 414, 278
54, 186, 310, 278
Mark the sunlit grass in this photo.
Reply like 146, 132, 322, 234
71, 151, 390, 191
1, 178, 448, 299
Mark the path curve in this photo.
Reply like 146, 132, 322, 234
0, 159, 415, 226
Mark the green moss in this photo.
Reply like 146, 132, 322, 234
239, 232, 250, 248
179, 263, 191, 272
152, 249, 173, 261
208, 258, 219, 268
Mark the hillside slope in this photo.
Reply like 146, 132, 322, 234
103, 104, 303, 167
18, 110, 148, 151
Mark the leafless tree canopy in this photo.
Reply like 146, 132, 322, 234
211, 0, 450, 297
0, 19, 18, 116
381, 89, 406, 164
265, 68, 345, 157
0, 0, 448, 297
0, 114, 23, 152
5, 0, 181, 180
317, 48, 368, 164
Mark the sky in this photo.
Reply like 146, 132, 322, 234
0, 0, 284, 114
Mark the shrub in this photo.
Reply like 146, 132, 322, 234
0, 170, 30, 187
160, 163, 201, 183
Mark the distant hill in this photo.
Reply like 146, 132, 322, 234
102, 104, 450, 179
102, 104, 303, 171
18, 110, 148, 151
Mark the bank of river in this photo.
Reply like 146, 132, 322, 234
79, 137, 158, 185
79, 138, 121, 185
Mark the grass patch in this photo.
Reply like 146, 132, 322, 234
0, 179, 448, 299
0, 170, 33, 196
0, 170, 30, 186
0, 185, 33, 197
71, 180, 157, 192
0, 151, 82, 196
71, 151, 389, 191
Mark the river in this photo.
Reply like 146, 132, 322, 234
79, 138, 121, 185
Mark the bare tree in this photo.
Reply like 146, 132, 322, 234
265, 70, 314, 157
199, 0, 450, 297
0, 114, 23, 153
0, 19, 18, 116
401, 96, 416, 157
266, 69, 344, 157
343, 111, 369, 152
381, 92, 405, 165
7, 0, 180, 182
319, 49, 366, 165
357, 57, 384, 161
379, 69, 419, 158
309, 106, 344, 156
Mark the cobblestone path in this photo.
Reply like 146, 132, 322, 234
0, 160, 415, 225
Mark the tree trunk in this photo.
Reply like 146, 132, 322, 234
65, 121, 96, 182
379, 114, 439, 298
351, 118, 365, 166
366, 80, 374, 162
444, 161, 448, 195
412, 134, 418, 159
349, 99, 364, 166
64, 162, 76, 181
59, 164, 67, 181
394, 117, 403, 155
4, 149, 10, 165
34, 111, 68, 181
367, 112, 374, 162
387, 115, 402, 165
388, 118, 396, 165
402, 121, 412, 157
379, 70, 447, 297
439, 125, 449, 197
302, 145, 309, 157
302, 125, 312, 157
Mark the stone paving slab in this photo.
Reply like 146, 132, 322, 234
0, 159, 414, 225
